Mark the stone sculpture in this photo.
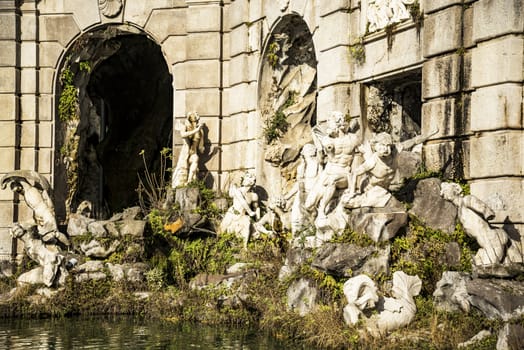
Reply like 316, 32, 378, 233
10, 223, 65, 287
289, 143, 320, 236
440, 182, 509, 266
173, 111, 205, 187
305, 111, 361, 219
343, 274, 379, 325
367, 0, 415, 32
220, 171, 260, 247
253, 197, 289, 238
98, 0, 123, 18
366, 271, 422, 335
433, 271, 471, 313
1, 170, 70, 247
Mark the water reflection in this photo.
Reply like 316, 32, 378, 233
0, 316, 302, 349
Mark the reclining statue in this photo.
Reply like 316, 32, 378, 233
1, 170, 70, 247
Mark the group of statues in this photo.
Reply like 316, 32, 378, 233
220, 110, 436, 247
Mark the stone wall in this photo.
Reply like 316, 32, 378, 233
0, 0, 522, 259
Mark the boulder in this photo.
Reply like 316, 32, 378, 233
348, 196, 408, 242
287, 278, 318, 316
467, 278, 524, 320
409, 178, 457, 234
312, 243, 382, 277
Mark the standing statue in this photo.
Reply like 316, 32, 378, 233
305, 111, 361, 218
1, 170, 70, 247
440, 182, 509, 266
220, 171, 260, 247
288, 143, 321, 236
173, 111, 205, 187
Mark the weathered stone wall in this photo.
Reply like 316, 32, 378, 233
0, 0, 522, 259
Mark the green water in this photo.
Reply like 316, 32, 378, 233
0, 316, 306, 349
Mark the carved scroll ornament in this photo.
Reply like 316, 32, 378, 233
99, 0, 123, 18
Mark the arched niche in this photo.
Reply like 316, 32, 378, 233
54, 25, 173, 222
257, 14, 317, 198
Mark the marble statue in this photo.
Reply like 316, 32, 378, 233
173, 111, 205, 187
288, 143, 321, 236
1, 170, 70, 247
10, 223, 65, 287
253, 197, 289, 238
440, 182, 509, 266
343, 274, 379, 325
366, 271, 422, 335
433, 271, 471, 313
344, 130, 437, 208
220, 171, 260, 247
367, 0, 415, 32
305, 111, 361, 218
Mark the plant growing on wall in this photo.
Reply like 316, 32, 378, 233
263, 91, 297, 144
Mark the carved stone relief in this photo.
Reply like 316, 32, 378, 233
366, 0, 415, 33
99, 0, 123, 18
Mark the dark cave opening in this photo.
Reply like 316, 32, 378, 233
85, 34, 173, 216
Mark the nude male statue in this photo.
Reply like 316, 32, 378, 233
305, 111, 361, 218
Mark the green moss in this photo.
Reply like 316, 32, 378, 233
330, 227, 376, 247
263, 91, 297, 144
266, 41, 280, 68
349, 39, 365, 65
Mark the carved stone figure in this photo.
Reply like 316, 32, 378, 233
220, 171, 260, 247
253, 197, 289, 237
367, 0, 414, 32
10, 223, 65, 287
1, 170, 70, 247
305, 111, 361, 219
366, 271, 422, 335
343, 274, 379, 325
173, 112, 205, 187
289, 143, 320, 236
433, 271, 471, 313
99, 0, 123, 18
440, 182, 509, 266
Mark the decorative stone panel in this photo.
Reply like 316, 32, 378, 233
317, 46, 351, 88
421, 97, 458, 138
0, 94, 17, 120
0, 68, 18, 93
317, 85, 352, 121
40, 15, 80, 46
39, 42, 64, 68
229, 24, 249, 56
317, 11, 350, 52
0, 122, 17, 147
145, 9, 187, 43
469, 131, 523, 178
186, 32, 221, 60
470, 84, 523, 131
423, 5, 462, 58
187, 5, 222, 32
319, 0, 350, 17
184, 60, 220, 88
163, 36, 187, 65
0, 41, 18, 66
472, 0, 524, 44
20, 95, 37, 121
470, 178, 524, 223
471, 35, 524, 88
422, 54, 460, 99
353, 27, 423, 81
185, 89, 221, 116
423, 0, 462, 14
124, 0, 177, 27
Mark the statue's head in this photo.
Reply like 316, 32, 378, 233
371, 132, 393, 157
433, 271, 471, 312
301, 143, 316, 158
440, 182, 463, 202
329, 111, 348, 132
187, 111, 200, 123
242, 170, 256, 187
